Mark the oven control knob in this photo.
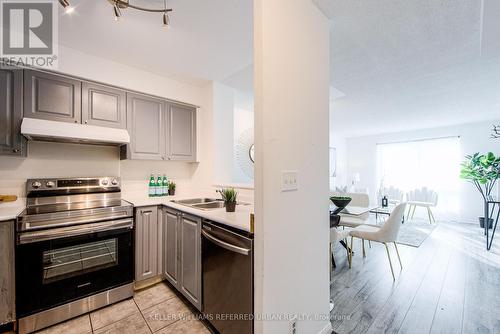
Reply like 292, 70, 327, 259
101, 179, 109, 186
46, 181, 55, 188
31, 181, 42, 189
111, 179, 119, 186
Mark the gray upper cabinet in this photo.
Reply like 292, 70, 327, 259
24, 70, 81, 123
166, 103, 196, 161
0, 67, 25, 156
135, 207, 159, 282
179, 213, 202, 310
126, 93, 165, 160
82, 82, 126, 129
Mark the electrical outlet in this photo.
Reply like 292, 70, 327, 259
281, 170, 299, 192
289, 315, 297, 334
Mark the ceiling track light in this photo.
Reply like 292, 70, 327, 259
58, 0, 74, 14
113, 2, 122, 21
107, 0, 173, 27
162, 0, 170, 28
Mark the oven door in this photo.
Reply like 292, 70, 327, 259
15, 218, 134, 318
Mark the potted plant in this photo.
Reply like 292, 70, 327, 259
168, 181, 176, 196
460, 152, 500, 228
219, 188, 238, 212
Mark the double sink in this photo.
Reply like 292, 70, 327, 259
171, 198, 250, 211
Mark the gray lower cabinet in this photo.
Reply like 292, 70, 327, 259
0, 66, 25, 156
0, 220, 15, 325
166, 103, 197, 161
24, 69, 82, 123
162, 207, 202, 310
125, 93, 165, 160
163, 208, 180, 285
135, 206, 159, 282
82, 82, 127, 129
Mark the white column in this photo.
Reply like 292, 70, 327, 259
254, 0, 331, 333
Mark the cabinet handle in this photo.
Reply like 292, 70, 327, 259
74, 120, 78, 123
84, 120, 88, 124
141, 210, 153, 214
12, 149, 20, 153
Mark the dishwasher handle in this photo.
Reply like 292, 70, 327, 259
202, 229, 250, 256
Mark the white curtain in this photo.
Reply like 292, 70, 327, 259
376, 137, 461, 218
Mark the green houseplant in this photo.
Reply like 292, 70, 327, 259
167, 181, 176, 196
219, 188, 238, 212
460, 152, 500, 228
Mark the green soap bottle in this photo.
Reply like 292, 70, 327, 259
156, 174, 163, 197
148, 174, 156, 197
162, 175, 168, 196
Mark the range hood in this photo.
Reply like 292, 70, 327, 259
21, 118, 130, 146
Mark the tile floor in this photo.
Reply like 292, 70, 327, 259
34, 282, 211, 334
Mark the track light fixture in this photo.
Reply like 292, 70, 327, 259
162, 0, 170, 28
113, 2, 122, 21
58, 0, 74, 14
108, 0, 173, 27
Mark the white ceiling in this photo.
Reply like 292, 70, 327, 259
316, 0, 500, 137
59, 0, 500, 138
58, 0, 253, 85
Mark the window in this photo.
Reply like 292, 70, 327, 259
376, 136, 461, 217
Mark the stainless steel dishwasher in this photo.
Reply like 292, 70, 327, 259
201, 220, 253, 334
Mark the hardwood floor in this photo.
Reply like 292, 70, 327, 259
330, 221, 500, 334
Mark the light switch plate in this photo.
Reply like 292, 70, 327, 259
281, 170, 299, 192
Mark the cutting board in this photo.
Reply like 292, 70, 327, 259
0, 195, 17, 203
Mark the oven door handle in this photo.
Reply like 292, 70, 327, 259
18, 218, 134, 244
201, 229, 250, 255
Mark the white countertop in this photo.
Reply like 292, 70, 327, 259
0, 198, 26, 221
0, 194, 254, 233
123, 194, 254, 233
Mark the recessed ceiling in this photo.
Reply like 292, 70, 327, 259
58, 0, 253, 85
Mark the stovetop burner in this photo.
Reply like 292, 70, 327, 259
18, 177, 133, 233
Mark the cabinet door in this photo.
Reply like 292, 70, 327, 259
126, 93, 165, 160
24, 70, 81, 123
0, 220, 15, 324
163, 208, 180, 287
0, 67, 25, 156
179, 213, 202, 310
166, 103, 196, 161
82, 82, 127, 129
135, 207, 158, 282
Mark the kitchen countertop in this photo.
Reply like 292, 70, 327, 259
0, 194, 254, 234
123, 194, 254, 233
0, 198, 26, 221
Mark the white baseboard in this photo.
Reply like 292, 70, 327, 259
318, 322, 333, 334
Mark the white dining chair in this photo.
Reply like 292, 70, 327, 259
378, 186, 404, 205
406, 187, 438, 223
330, 227, 350, 269
348, 203, 407, 281
331, 192, 371, 228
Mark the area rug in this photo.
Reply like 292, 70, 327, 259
396, 218, 437, 247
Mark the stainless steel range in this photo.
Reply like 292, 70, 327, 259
15, 177, 134, 334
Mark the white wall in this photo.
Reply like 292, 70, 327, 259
0, 45, 214, 196
330, 129, 347, 190
212, 82, 236, 184
233, 90, 254, 183
254, 0, 331, 333
345, 120, 500, 222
